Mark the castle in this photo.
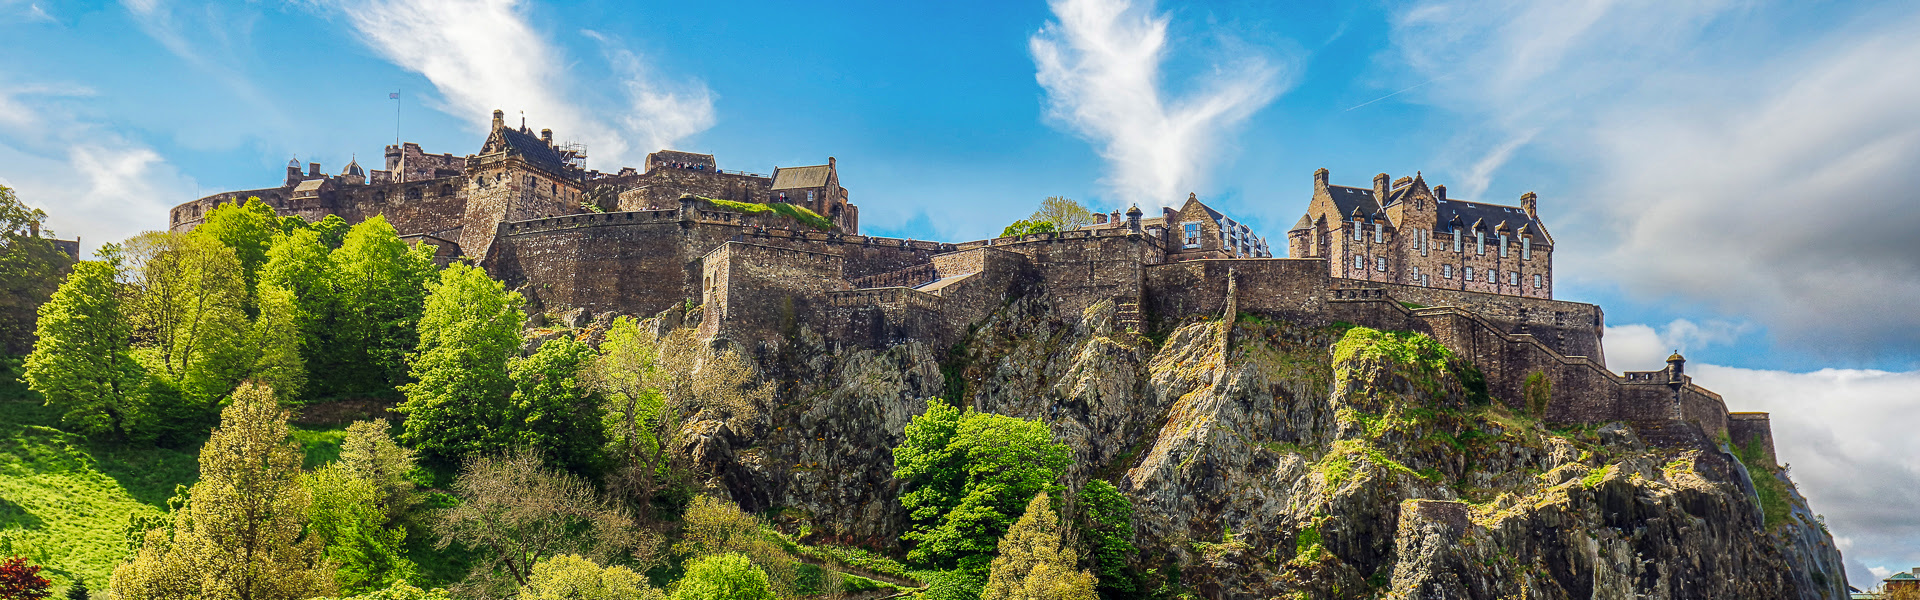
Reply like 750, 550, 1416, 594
167, 110, 1775, 462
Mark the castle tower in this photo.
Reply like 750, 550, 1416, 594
1667, 352, 1686, 385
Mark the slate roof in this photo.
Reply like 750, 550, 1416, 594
771, 165, 833, 190
650, 150, 715, 168
1327, 185, 1384, 218
1435, 199, 1547, 235
494, 127, 572, 176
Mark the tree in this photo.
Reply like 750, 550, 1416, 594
337, 419, 419, 523
0, 556, 51, 600
249, 283, 307, 399
307, 465, 416, 594
520, 555, 663, 600
0, 185, 74, 356
326, 216, 435, 397
1030, 196, 1094, 232
320, 580, 451, 600
999, 219, 1057, 238
435, 449, 658, 595
63, 577, 86, 600
509, 335, 607, 476
310, 214, 351, 250
110, 383, 334, 600
671, 496, 812, 599
23, 260, 147, 439
124, 231, 253, 407
587, 316, 681, 508
983, 493, 1098, 600
894, 399, 1074, 573
1076, 481, 1137, 597
668, 553, 773, 600
260, 228, 334, 401
398, 263, 523, 463
194, 197, 281, 304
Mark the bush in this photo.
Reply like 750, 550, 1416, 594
669, 553, 773, 600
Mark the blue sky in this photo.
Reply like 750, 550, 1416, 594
5, 0, 1920, 586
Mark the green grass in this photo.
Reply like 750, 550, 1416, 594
692, 195, 835, 231
290, 424, 348, 469
0, 395, 199, 590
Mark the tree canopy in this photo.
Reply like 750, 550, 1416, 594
1030, 196, 1095, 231
0, 185, 74, 356
398, 262, 523, 463
23, 260, 147, 440
983, 492, 1098, 600
895, 399, 1074, 573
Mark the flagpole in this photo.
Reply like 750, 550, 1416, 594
393, 90, 401, 146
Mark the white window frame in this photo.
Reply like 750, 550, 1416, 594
1534, 274, 1543, 288
1522, 236, 1532, 260
1376, 256, 1387, 271
1373, 222, 1383, 243
1353, 221, 1363, 241
1354, 255, 1364, 269
1508, 271, 1518, 285
1443, 264, 1453, 279
1452, 228, 1463, 252
1465, 266, 1474, 281
1499, 234, 1509, 258
1476, 230, 1486, 255
1184, 222, 1202, 249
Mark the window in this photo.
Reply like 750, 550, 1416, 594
1488, 269, 1497, 283
1499, 234, 1509, 257
1184, 222, 1201, 248
806, 190, 816, 203
1443, 264, 1453, 278
1523, 236, 1532, 260
1354, 256, 1364, 269
1534, 274, 1543, 288
1373, 222, 1383, 243
1476, 230, 1485, 255
1352, 222, 1363, 241
1508, 271, 1519, 285
1465, 266, 1474, 281
1452, 228, 1462, 252
1376, 257, 1387, 271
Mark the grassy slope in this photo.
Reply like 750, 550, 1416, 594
0, 382, 353, 590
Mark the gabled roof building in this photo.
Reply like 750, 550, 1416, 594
1286, 168, 1553, 299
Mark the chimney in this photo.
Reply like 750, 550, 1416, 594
308, 162, 321, 177
491, 109, 505, 131
1373, 173, 1390, 205
540, 129, 553, 145
828, 156, 837, 169
1313, 168, 1329, 194
1521, 192, 1539, 218
1434, 185, 1447, 202
1093, 212, 1107, 225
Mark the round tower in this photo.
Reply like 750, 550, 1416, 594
1667, 352, 1686, 385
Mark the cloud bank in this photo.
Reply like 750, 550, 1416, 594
1389, 1, 1920, 358
317, 0, 713, 168
1031, 0, 1287, 207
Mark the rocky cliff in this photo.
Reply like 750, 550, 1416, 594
618, 295, 1845, 599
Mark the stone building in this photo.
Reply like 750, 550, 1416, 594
1083, 193, 1272, 259
1286, 169, 1553, 299
165, 112, 1777, 466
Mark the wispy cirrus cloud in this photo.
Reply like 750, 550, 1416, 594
1030, 0, 1289, 207
314, 0, 714, 169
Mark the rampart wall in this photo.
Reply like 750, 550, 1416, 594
1144, 259, 1332, 325
700, 242, 846, 341
1728, 412, 1779, 467
1338, 279, 1606, 365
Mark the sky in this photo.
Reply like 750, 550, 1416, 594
3, 0, 1919, 586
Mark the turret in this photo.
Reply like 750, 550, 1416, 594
1667, 352, 1686, 385
1521, 191, 1539, 218
1126, 204, 1143, 234
286, 157, 302, 186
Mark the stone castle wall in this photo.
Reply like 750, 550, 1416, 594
1340, 280, 1605, 365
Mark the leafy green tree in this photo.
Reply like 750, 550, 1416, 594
124, 231, 253, 407
194, 197, 281, 304
307, 465, 416, 593
668, 553, 773, 600
0, 185, 74, 356
511, 335, 607, 476
319, 580, 451, 600
326, 216, 435, 397
671, 496, 809, 599
588, 316, 680, 506
983, 493, 1098, 600
260, 228, 335, 401
337, 419, 420, 523
1076, 480, 1137, 597
520, 555, 663, 600
398, 263, 523, 463
110, 383, 334, 600
311, 214, 351, 250
23, 260, 147, 439
434, 449, 658, 595
63, 577, 86, 600
999, 219, 1057, 238
249, 283, 307, 399
895, 399, 1074, 573
1030, 196, 1095, 232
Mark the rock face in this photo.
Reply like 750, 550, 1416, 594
642, 296, 1844, 599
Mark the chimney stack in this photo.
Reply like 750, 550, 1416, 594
1435, 185, 1447, 202
1314, 168, 1329, 194
308, 162, 321, 177
1373, 173, 1390, 205
540, 128, 553, 145
1521, 192, 1538, 218
491, 109, 505, 131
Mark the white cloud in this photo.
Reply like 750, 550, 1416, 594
315, 0, 714, 169
1605, 319, 1753, 372
0, 84, 195, 252
1030, 0, 1288, 207
1388, 1, 1920, 358
2, 0, 53, 22
1687, 363, 1920, 586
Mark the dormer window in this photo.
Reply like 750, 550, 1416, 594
1184, 222, 1201, 248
